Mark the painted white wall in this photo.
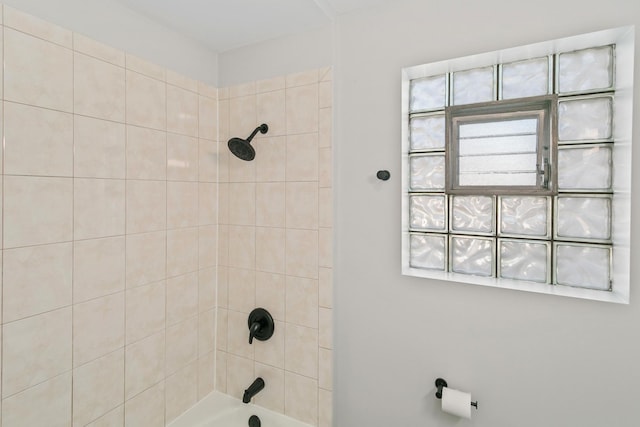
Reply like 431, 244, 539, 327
2, 0, 218, 84
333, 0, 640, 426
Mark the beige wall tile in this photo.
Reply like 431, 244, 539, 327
4, 175, 73, 248
254, 320, 285, 369
319, 348, 332, 391
74, 116, 126, 179
228, 226, 256, 270
215, 351, 228, 393
319, 67, 332, 82
166, 316, 198, 375
166, 70, 198, 92
285, 324, 319, 379
286, 84, 319, 135
286, 133, 319, 182
319, 389, 332, 427
198, 309, 216, 356
126, 231, 166, 289
126, 70, 166, 130
286, 70, 319, 88
167, 227, 199, 277
319, 148, 332, 188
229, 81, 256, 98
73, 33, 125, 67
199, 139, 219, 182
255, 136, 286, 182
3, 242, 72, 322
319, 308, 332, 350
256, 183, 285, 228
319, 268, 333, 309
229, 152, 256, 183
319, 108, 332, 148
74, 237, 125, 303
216, 309, 228, 351
218, 98, 230, 143
227, 310, 254, 359
74, 52, 126, 122
198, 351, 216, 399
4, 5, 72, 47
167, 85, 198, 137
125, 281, 165, 344
319, 81, 332, 108
2, 307, 72, 397
229, 95, 257, 143
167, 181, 198, 229
198, 82, 218, 99
4, 102, 73, 176
74, 178, 125, 240
286, 276, 319, 329
199, 225, 217, 269
319, 188, 333, 228
125, 54, 165, 81
257, 90, 286, 136
4, 28, 73, 112
286, 182, 319, 230
286, 229, 319, 279
199, 183, 218, 226
227, 268, 256, 313
166, 273, 198, 326
167, 133, 199, 181
126, 126, 167, 180
73, 292, 125, 367
257, 76, 286, 93
125, 332, 165, 400
284, 372, 318, 425
254, 362, 285, 413
86, 405, 123, 427
226, 354, 255, 399
256, 227, 286, 274
73, 350, 124, 427
165, 363, 198, 424
126, 180, 166, 234
228, 183, 256, 226
1, 373, 72, 427
319, 228, 333, 268
199, 95, 218, 140
217, 224, 229, 266
256, 272, 286, 322
199, 267, 217, 312
124, 381, 165, 427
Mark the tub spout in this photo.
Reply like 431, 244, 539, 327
242, 377, 265, 404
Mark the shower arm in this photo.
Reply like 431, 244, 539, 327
245, 124, 269, 143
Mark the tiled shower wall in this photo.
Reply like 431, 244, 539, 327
0, 6, 219, 426
216, 69, 333, 426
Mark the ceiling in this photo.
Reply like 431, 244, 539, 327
116, 0, 392, 52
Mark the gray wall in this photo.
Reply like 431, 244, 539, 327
334, 0, 640, 426
2, 0, 218, 84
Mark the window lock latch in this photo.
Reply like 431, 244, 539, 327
538, 158, 550, 189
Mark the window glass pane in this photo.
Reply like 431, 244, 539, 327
410, 114, 445, 151
410, 234, 446, 270
499, 240, 549, 283
558, 145, 612, 190
451, 236, 494, 276
410, 195, 447, 231
453, 67, 494, 105
410, 155, 445, 191
556, 196, 611, 240
558, 46, 613, 94
555, 244, 611, 290
558, 97, 612, 141
451, 196, 494, 233
499, 196, 549, 237
410, 75, 447, 112
459, 118, 537, 138
502, 57, 550, 99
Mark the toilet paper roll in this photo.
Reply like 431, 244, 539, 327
441, 387, 472, 419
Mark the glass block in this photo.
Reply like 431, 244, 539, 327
410, 114, 445, 151
410, 155, 445, 191
410, 195, 447, 231
556, 197, 611, 240
555, 244, 611, 290
558, 46, 613, 94
410, 75, 447, 112
410, 234, 446, 270
501, 57, 550, 99
451, 236, 494, 276
499, 240, 549, 283
558, 97, 612, 141
453, 67, 494, 105
558, 145, 612, 190
499, 196, 549, 237
451, 196, 494, 234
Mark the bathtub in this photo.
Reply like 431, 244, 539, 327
168, 391, 314, 427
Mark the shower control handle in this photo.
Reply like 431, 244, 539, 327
247, 308, 275, 344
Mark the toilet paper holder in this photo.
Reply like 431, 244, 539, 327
435, 378, 478, 409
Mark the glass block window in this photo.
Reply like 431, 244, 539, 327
402, 28, 634, 303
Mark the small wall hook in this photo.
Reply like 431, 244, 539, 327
376, 170, 390, 181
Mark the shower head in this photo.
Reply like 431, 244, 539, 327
228, 123, 269, 161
